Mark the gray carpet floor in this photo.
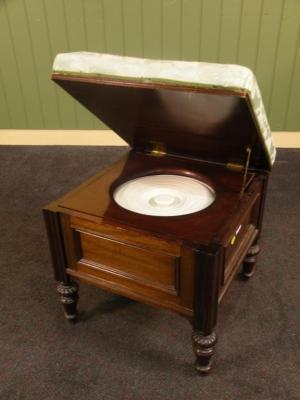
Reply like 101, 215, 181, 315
0, 146, 299, 400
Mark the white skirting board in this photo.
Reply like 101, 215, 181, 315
0, 130, 299, 148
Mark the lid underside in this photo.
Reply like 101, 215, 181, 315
52, 52, 276, 170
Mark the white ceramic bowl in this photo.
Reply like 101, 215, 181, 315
113, 174, 215, 217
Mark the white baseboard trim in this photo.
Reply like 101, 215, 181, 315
0, 130, 299, 148
0, 130, 127, 146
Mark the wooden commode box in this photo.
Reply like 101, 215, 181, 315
43, 52, 276, 374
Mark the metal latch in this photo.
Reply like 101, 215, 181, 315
149, 141, 166, 157
226, 147, 252, 197
226, 162, 244, 172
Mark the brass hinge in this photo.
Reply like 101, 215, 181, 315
149, 141, 166, 157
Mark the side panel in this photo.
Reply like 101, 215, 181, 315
218, 174, 268, 300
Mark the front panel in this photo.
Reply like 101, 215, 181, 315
59, 214, 194, 317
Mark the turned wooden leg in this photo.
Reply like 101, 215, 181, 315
57, 280, 79, 321
192, 244, 221, 374
242, 243, 260, 279
192, 330, 217, 374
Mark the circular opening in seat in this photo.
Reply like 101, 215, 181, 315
113, 174, 216, 217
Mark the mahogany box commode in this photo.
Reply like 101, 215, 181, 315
43, 53, 276, 373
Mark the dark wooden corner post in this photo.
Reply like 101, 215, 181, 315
242, 174, 267, 279
192, 244, 221, 374
43, 208, 79, 321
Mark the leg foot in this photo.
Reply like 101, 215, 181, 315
242, 243, 260, 279
57, 281, 79, 321
192, 331, 217, 374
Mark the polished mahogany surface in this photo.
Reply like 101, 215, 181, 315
43, 60, 273, 375
56, 150, 256, 245
44, 65, 272, 374
52, 74, 270, 170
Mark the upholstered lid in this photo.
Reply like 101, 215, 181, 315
52, 52, 276, 170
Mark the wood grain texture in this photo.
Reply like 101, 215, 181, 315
0, 0, 299, 130
42, 141, 270, 372
77, 228, 180, 295
51, 73, 271, 170
43, 151, 267, 318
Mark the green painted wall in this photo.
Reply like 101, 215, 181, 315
0, 0, 299, 130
